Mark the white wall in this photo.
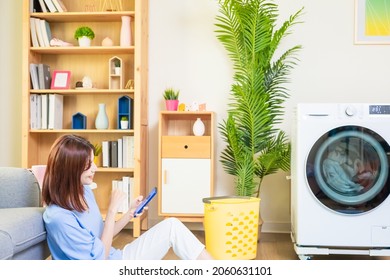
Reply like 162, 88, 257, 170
0, 0, 22, 167
148, 0, 390, 232
3, 0, 390, 232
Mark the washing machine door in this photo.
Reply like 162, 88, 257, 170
306, 125, 390, 214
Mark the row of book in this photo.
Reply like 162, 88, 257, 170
31, 0, 68, 13
30, 63, 51, 90
30, 94, 63, 130
112, 176, 135, 213
30, 17, 52, 47
102, 137, 135, 169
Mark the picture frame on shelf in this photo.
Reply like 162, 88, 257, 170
51, 70, 71, 89
355, 0, 390, 44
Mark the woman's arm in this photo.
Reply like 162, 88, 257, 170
113, 196, 143, 236
100, 189, 127, 259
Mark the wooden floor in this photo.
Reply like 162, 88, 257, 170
112, 229, 390, 260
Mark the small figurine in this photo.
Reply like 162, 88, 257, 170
82, 76, 93, 89
102, 37, 114, 46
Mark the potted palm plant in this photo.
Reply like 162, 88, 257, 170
218, 0, 303, 197
216, 0, 303, 243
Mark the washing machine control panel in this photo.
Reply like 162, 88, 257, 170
369, 105, 390, 115
345, 106, 356, 116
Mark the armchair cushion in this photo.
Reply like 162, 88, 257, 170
0, 167, 40, 208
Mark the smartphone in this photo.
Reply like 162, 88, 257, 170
134, 187, 157, 217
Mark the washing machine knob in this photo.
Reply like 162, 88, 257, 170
345, 106, 356, 116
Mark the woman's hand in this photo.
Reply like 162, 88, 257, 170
107, 188, 126, 215
128, 195, 146, 218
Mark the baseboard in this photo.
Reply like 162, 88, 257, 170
262, 221, 291, 233
148, 218, 291, 233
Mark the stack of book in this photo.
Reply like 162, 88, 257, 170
31, 0, 68, 13
112, 176, 135, 213
30, 93, 63, 130
102, 136, 135, 168
30, 17, 52, 47
29, 63, 51, 90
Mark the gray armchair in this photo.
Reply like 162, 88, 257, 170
0, 167, 50, 260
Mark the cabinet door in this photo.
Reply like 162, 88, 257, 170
161, 158, 210, 214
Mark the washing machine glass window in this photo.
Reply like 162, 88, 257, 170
306, 125, 390, 214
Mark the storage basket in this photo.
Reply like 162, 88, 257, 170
203, 196, 260, 260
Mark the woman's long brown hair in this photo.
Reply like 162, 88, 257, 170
42, 134, 95, 212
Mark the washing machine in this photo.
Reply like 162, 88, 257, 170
291, 103, 390, 259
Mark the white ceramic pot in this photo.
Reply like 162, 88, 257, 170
120, 120, 129, 129
78, 36, 91, 47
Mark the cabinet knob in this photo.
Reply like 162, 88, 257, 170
184, 145, 188, 149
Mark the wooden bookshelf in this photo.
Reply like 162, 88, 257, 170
22, 0, 149, 237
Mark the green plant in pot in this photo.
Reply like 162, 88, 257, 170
163, 87, 180, 111
74, 26, 95, 47
216, 0, 303, 229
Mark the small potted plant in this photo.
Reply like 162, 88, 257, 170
74, 26, 95, 47
93, 143, 102, 166
120, 116, 129, 129
114, 59, 121, 75
163, 87, 180, 111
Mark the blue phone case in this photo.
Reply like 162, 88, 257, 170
134, 187, 157, 217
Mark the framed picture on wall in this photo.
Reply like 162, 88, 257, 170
355, 0, 390, 44
51, 70, 71, 89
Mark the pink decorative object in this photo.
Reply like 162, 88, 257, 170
165, 100, 179, 111
31, 165, 46, 189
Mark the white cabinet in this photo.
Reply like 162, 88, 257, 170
158, 111, 214, 222
161, 158, 210, 214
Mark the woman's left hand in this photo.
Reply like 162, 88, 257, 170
128, 196, 147, 218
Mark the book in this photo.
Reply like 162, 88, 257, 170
44, 0, 58, 12
102, 141, 109, 167
56, 0, 68, 12
51, 0, 65, 12
32, 0, 43, 12
122, 176, 130, 212
29, 18, 39, 47
48, 94, 63, 129
110, 141, 118, 168
38, 0, 48, 12
34, 18, 45, 47
30, 94, 38, 129
118, 138, 123, 168
29, 63, 39, 90
123, 135, 135, 168
38, 63, 51, 89
36, 94, 42, 129
39, 19, 52, 47
41, 94, 48, 129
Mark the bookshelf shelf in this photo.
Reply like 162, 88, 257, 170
30, 89, 134, 95
22, 0, 149, 237
97, 168, 134, 173
31, 11, 135, 22
30, 46, 135, 55
29, 129, 135, 134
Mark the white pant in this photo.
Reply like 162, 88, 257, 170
122, 218, 205, 260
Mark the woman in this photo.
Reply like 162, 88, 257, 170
42, 134, 213, 260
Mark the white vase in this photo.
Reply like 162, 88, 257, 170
120, 16, 131, 47
95, 103, 109, 129
193, 118, 205, 136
